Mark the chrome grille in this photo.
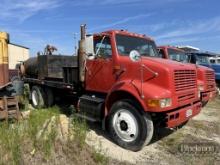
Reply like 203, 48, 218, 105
178, 93, 195, 102
174, 70, 197, 92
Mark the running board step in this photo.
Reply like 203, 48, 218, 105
78, 95, 105, 122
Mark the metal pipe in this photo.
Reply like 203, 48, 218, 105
78, 24, 87, 84
80, 24, 86, 40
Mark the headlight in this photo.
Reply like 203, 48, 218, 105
160, 98, 172, 108
198, 85, 204, 92
147, 98, 172, 108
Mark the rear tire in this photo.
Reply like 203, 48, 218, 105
45, 88, 54, 107
108, 100, 154, 151
31, 86, 46, 109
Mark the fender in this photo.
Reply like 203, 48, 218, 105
105, 80, 147, 116
105, 79, 172, 115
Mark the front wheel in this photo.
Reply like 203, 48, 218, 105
108, 100, 154, 151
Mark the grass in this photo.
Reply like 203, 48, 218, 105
27, 107, 59, 145
26, 107, 60, 160
70, 117, 109, 165
0, 106, 110, 165
17, 84, 30, 111
0, 84, 109, 164
92, 145, 109, 165
0, 123, 22, 165
71, 117, 88, 149
0, 106, 60, 164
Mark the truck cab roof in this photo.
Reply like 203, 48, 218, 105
158, 45, 185, 53
94, 30, 154, 41
187, 51, 219, 57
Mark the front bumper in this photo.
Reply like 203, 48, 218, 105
209, 90, 218, 100
201, 92, 209, 103
201, 90, 217, 103
166, 102, 202, 128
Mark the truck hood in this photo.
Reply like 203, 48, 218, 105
144, 57, 196, 70
210, 64, 220, 72
200, 64, 220, 80
197, 65, 214, 72
200, 64, 220, 71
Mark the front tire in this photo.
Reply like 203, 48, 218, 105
202, 101, 208, 107
108, 100, 154, 151
177, 120, 188, 129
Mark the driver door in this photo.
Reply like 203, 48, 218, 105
85, 35, 115, 93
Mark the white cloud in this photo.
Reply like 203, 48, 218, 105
70, 0, 144, 6
89, 13, 154, 32
155, 17, 220, 40
0, 0, 62, 22
70, 0, 192, 6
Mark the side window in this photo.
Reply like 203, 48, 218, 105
190, 55, 196, 64
94, 36, 112, 58
136, 44, 157, 57
157, 49, 164, 58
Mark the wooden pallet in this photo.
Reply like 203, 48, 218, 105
0, 96, 21, 121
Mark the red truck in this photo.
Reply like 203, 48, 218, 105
158, 46, 216, 106
21, 25, 202, 151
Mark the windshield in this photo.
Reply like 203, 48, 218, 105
196, 55, 209, 64
210, 58, 220, 64
168, 48, 189, 63
209, 59, 216, 64
116, 34, 159, 57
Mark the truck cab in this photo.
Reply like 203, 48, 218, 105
158, 46, 216, 106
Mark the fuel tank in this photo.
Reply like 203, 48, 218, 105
22, 55, 78, 79
22, 57, 38, 77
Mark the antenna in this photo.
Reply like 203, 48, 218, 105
73, 33, 78, 55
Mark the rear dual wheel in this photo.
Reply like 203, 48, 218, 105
31, 86, 54, 109
108, 100, 154, 151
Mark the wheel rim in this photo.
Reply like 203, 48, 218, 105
32, 90, 39, 107
112, 109, 139, 142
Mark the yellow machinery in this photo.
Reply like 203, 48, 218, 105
0, 32, 20, 120
0, 32, 9, 87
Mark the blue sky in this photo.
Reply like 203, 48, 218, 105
0, 0, 220, 56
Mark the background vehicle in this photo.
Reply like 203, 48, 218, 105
186, 52, 220, 95
20, 25, 202, 151
158, 46, 217, 106
209, 56, 220, 64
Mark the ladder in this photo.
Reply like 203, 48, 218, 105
0, 96, 21, 121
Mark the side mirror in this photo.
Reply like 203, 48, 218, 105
129, 50, 141, 62
85, 35, 95, 59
